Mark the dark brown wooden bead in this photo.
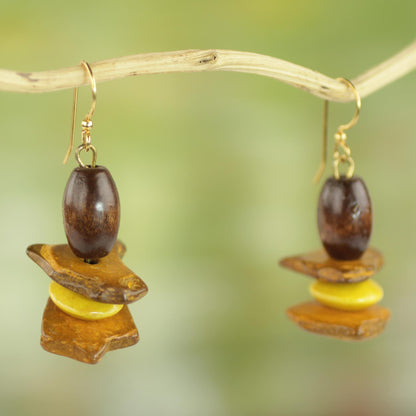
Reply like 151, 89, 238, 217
317, 176, 372, 260
63, 166, 120, 260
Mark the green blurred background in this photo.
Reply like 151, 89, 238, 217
1, 1, 416, 415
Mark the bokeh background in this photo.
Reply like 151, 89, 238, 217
1, 1, 416, 415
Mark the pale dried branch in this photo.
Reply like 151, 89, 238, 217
1, 42, 416, 102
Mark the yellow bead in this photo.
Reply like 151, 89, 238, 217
49, 281, 123, 320
309, 279, 383, 311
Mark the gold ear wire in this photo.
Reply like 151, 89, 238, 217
335, 78, 361, 136
313, 99, 328, 184
63, 61, 97, 167
63, 87, 78, 165
333, 78, 361, 179
314, 78, 361, 183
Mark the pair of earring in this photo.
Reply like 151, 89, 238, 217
280, 78, 390, 341
26, 61, 148, 364
26, 66, 388, 366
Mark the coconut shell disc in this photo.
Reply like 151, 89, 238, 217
287, 301, 390, 341
280, 248, 384, 283
41, 298, 139, 364
26, 241, 148, 304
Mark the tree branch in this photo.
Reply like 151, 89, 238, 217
1, 41, 416, 102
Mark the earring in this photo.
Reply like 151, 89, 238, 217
26, 61, 148, 364
280, 78, 390, 341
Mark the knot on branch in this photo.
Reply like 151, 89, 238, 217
198, 51, 218, 65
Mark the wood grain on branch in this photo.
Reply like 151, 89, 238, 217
1, 41, 416, 102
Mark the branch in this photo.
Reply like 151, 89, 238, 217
1, 42, 416, 102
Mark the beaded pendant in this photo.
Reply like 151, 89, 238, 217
280, 176, 390, 341
27, 166, 148, 364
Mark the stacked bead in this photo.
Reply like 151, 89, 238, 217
27, 166, 148, 364
280, 176, 390, 341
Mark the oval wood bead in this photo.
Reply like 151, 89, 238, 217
317, 176, 372, 260
63, 166, 120, 260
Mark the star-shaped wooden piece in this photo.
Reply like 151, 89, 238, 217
41, 298, 139, 364
26, 241, 148, 304
287, 301, 390, 341
279, 247, 384, 283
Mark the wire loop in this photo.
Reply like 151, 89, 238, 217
75, 144, 97, 168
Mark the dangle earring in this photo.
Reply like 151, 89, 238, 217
26, 61, 148, 364
280, 79, 390, 341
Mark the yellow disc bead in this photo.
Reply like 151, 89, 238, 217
309, 279, 383, 311
49, 281, 123, 320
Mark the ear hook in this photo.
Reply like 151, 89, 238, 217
335, 78, 361, 136
63, 60, 97, 166
313, 99, 328, 183
313, 77, 361, 183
